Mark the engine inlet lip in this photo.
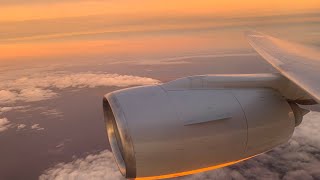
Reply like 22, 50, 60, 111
103, 94, 136, 178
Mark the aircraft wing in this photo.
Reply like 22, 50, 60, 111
246, 31, 320, 104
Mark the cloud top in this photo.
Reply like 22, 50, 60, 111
39, 150, 124, 180
0, 72, 160, 133
0, 73, 160, 104
0, 118, 10, 132
31, 124, 45, 131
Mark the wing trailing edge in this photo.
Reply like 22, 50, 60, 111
246, 31, 320, 104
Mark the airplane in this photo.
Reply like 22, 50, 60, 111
102, 31, 320, 179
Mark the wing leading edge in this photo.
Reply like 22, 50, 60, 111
246, 31, 320, 104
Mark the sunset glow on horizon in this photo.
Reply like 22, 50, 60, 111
1, 0, 320, 61
1, 0, 320, 21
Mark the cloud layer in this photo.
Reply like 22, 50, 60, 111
0, 118, 11, 132
0, 72, 160, 133
31, 124, 45, 131
17, 124, 26, 130
0, 106, 27, 115
39, 111, 320, 180
0, 72, 160, 104
39, 150, 124, 180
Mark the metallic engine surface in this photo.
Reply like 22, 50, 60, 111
103, 75, 296, 178
103, 96, 136, 178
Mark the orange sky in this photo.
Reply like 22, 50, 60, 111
0, 0, 320, 61
0, 32, 245, 60
1, 0, 320, 22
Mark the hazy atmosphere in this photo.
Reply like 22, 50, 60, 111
1, 1, 320, 179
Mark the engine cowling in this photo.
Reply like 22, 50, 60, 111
103, 75, 299, 179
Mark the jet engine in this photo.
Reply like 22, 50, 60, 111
103, 74, 308, 179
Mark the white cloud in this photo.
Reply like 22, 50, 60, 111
0, 72, 160, 133
31, 124, 45, 131
40, 108, 63, 118
0, 73, 160, 104
0, 88, 57, 104
40, 112, 320, 180
0, 90, 17, 104
0, 118, 11, 132
39, 150, 124, 180
19, 88, 58, 102
2, 122, 44, 132
17, 124, 26, 130
2, 73, 160, 89
0, 106, 27, 115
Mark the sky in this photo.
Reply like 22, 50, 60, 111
1, 1, 320, 180
1, 0, 320, 61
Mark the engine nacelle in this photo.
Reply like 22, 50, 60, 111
103, 75, 299, 179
